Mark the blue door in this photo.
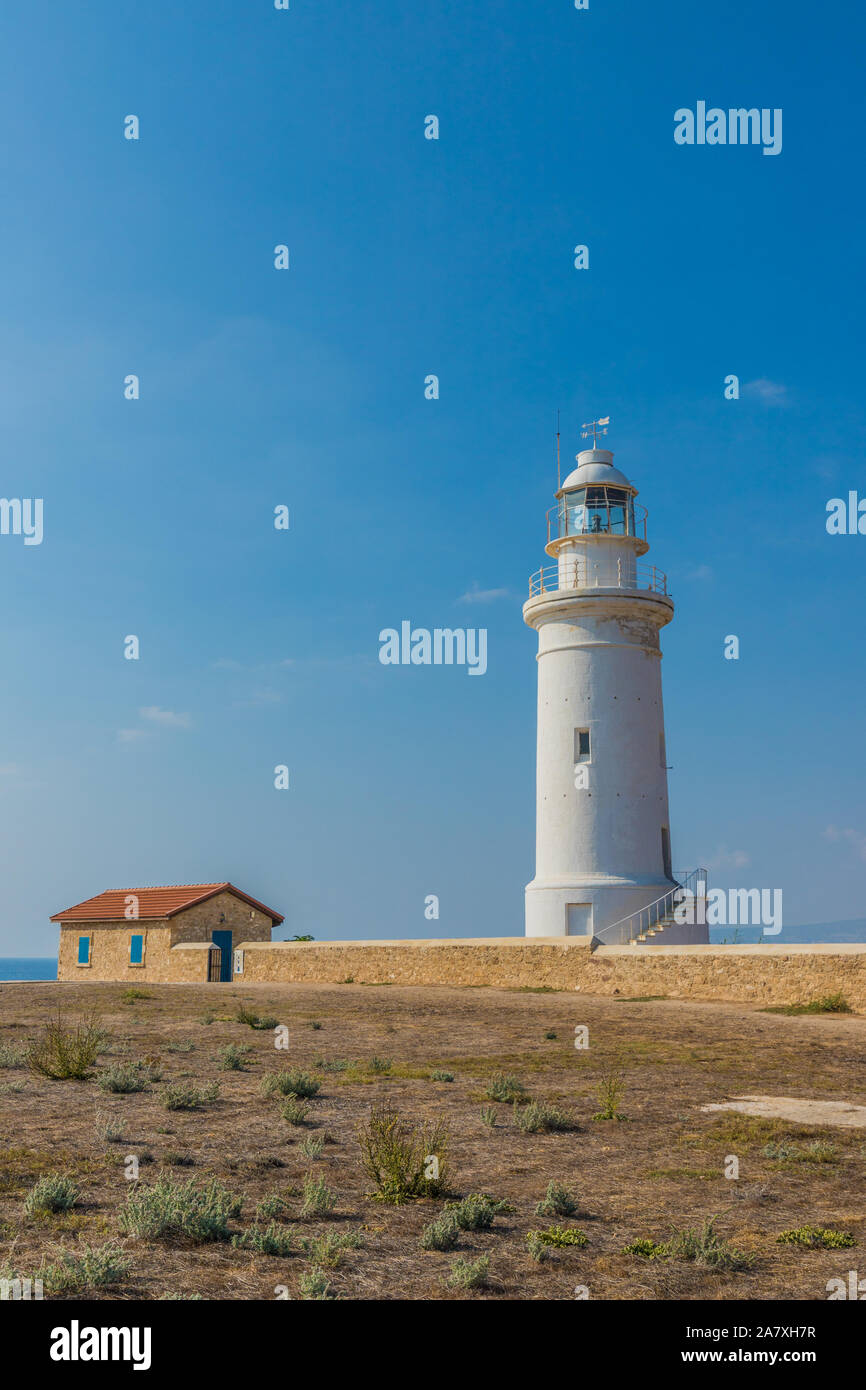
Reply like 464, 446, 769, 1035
211, 930, 233, 982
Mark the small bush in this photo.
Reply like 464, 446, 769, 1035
593, 1066, 627, 1121
445, 1193, 510, 1231
281, 1096, 312, 1127
480, 1106, 498, 1128
526, 1232, 550, 1262
0, 1043, 27, 1069
41, 1242, 130, 1293
485, 1073, 527, 1104
623, 1237, 667, 1258
27, 1014, 103, 1080
95, 1112, 127, 1145
97, 1061, 154, 1094
261, 1070, 320, 1099
536, 1181, 579, 1218
367, 1056, 392, 1075
120, 989, 152, 1004
255, 1193, 292, 1221
664, 1217, 755, 1271
300, 1172, 337, 1219
357, 1103, 451, 1203
765, 993, 852, 1016
430, 1070, 454, 1083
298, 1267, 335, 1299
302, 1229, 363, 1268
514, 1100, 574, 1134
762, 1139, 838, 1165
315, 1057, 349, 1073
219, 1043, 252, 1072
309, 1020, 323, 1030
444, 1254, 490, 1290
119, 1175, 242, 1242
24, 1174, 80, 1217
544, 1031, 557, 1040
232, 1222, 296, 1256
163, 1152, 195, 1168
420, 1212, 460, 1251
166, 1040, 196, 1054
776, 1226, 855, 1249
526, 1225, 588, 1249
300, 1136, 325, 1159
161, 1081, 220, 1111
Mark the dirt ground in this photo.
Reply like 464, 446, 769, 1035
1, 980, 864, 1301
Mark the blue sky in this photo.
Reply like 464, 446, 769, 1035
1, 0, 864, 954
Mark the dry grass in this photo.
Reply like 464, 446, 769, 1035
0, 980, 863, 1300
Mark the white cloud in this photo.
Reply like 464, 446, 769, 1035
139, 706, 192, 729
117, 728, 149, 744
702, 847, 751, 871
457, 583, 512, 604
743, 378, 788, 406
823, 825, 866, 862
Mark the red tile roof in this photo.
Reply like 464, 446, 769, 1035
50, 883, 284, 925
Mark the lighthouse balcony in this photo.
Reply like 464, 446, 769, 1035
528, 560, 670, 599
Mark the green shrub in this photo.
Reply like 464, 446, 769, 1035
623, 1237, 667, 1258
445, 1193, 510, 1231
526, 1232, 550, 1262
315, 1057, 349, 1073
0, 1043, 27, 1069
118, 1176, 242, 1242
485, 1073, 527, 1104
480, 1106, 498, 1128
765, 993, 852, 1016
219, 1043, 252, 1071
281, 1096, 312, 1127
444, 1254, 490, 1290
420, 1212, 460, 1251
94, 1112, 127, 1144
161, 1081, 220, 1111
27, 1014, 103, 1080
120, 989, 152, 1004
97, 1061, 154, 1094
514, 1100, 574, 1133
664, 1217, 755, 1271
309, 1020, 323, 1030
776, 1226, 855, 1250
593, 1066, 627, 1121
255, 1193, 292, 1221
261, 1070, 320, 1099
298, 1267, 335, 1299
232, 1222, 296, 1256
41, 1242, 130, 1293
166, 1040, 196, 1054
357, 1103, 451, 1203
23, 1174, 80, 1217
535, 1181, 579, 1218
526, 1225, 588, 1249
367, 1056, 392, 1075
430, 1070, 454, 1083
302, 1229, 364, 1268
300, 1172, 337, 1219
300, 1136, 325, 1159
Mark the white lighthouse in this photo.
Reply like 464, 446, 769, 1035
524, 434, 707, 945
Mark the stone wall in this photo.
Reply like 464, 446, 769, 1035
233, 937, 866, 1011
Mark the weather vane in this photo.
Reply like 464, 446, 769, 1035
581, 416, 610, 448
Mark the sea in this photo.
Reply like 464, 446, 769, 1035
0, 958, 58, 981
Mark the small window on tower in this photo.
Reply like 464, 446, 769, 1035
574, 728, 591, 763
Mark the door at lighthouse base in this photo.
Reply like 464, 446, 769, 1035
566, 904, 592, 936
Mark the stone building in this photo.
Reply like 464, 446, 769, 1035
53, 883, 284, 983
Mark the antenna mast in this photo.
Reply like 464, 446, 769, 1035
555, 409, 561, 490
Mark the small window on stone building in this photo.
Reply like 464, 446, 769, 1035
574, 728, 591, 763
77, 935, 90, 966
130, 934, 144, 966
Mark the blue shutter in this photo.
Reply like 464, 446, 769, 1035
77, 936, 90, 965
130, 934, 144, 965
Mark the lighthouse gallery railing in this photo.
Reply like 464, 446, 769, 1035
592, 868, 709, 946
528, 562, 669, 599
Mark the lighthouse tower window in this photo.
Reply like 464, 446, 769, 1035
574, 728, 591, 763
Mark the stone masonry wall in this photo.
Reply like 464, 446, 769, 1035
233, 937, 866, 1011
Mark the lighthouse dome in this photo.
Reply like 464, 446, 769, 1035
560, 448, 634, 493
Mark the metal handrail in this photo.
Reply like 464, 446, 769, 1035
527, 561, 670, 599
593, 868, 708, 946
